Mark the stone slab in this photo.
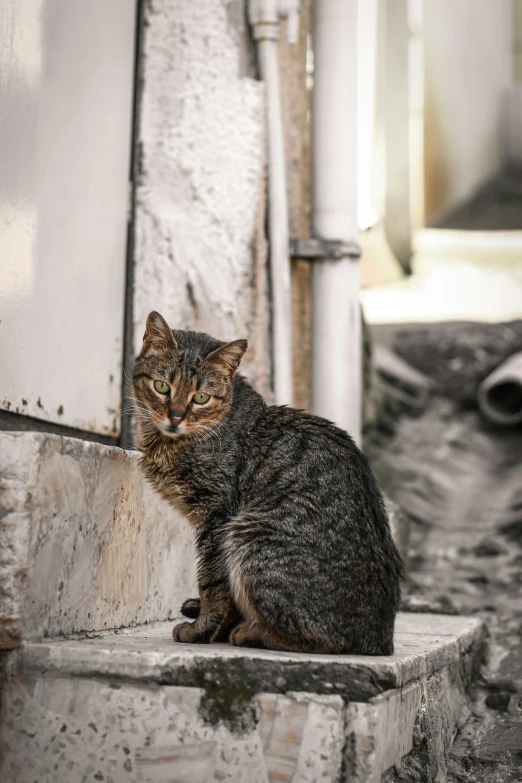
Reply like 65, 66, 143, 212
0, 614, 485, 783
9, 614, 485, 699
0, 676, 345, 783
0, 432, 198, 649
343, 615, 486, 781
346, 681, 423, 782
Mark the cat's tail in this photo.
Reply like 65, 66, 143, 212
181, 597, 200, 619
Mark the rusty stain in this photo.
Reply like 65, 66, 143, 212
278, 731, 300, 743
99, 404, 121, 437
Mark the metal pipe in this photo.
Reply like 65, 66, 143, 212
249, 0, 297, 406
311, 0, 362, 443
477, 352, 522, 426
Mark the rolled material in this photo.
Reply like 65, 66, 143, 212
478, 352, 522, 426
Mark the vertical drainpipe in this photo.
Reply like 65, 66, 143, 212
311, 0, 362, 444
249, 0, 299, 406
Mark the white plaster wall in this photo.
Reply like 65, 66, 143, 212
134, 0, 271, 396
424, 0, 513, 221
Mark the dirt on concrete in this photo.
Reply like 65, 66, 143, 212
367, 322, 522, 782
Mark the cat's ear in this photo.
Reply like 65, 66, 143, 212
142, 311, 177, 354
207, 339, 247, 375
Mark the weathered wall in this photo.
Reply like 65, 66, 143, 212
0, 432, 197, 647
134, 0, 271, 396
424, 0, 513, 221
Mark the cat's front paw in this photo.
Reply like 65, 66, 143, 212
172, 620, 209, 644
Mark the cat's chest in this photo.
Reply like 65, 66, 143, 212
142, 453, 234, 527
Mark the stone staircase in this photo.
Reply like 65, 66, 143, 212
0, 432, 485, 782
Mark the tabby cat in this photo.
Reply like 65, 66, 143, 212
133, 311, 403, 654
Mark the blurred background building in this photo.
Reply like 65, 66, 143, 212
1, 0, 521, 445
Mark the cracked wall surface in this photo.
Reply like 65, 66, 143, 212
134, 0, 271, 397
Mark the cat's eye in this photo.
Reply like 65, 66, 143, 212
154, 380, 170, 394
193, 392, 210, 405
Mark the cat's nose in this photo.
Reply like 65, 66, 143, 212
169, 409, 185, 425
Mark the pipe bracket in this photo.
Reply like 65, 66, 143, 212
290, 237, 362, 261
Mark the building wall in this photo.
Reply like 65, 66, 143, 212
0, 0, 136, 436
424, 0, 513, 222
134, 0, 271, 397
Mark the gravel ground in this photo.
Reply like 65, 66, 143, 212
367, 323, 522, 782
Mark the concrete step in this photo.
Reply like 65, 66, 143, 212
0, 432, 197, 649
0, 613, 485, 782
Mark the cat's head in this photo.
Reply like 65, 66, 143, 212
132, 312, 247, 440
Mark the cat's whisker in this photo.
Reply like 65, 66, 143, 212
123, 405, 148, 415
120, 403, 141, 413
194, 423, 222, 456
199, 427, 217, 456
126, 402, 151, 415
208, 425, 223, 452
